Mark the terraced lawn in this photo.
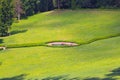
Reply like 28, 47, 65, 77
0, 10, 120, 80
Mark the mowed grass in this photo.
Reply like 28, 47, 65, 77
0, 9, 120, 47
0, 36, 120, 79
0, 9, 120, 80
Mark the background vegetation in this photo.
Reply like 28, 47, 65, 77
0, 0, 120, 36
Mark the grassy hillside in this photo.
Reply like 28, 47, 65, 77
0, 10, 120, 47
0, 10, 120, 80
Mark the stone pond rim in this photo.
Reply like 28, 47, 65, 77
47, 42, 79, 46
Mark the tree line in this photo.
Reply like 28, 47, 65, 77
0, 0, 120, 37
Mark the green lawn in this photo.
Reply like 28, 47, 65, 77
0, 10, 120, 47
0, 10, 120, 80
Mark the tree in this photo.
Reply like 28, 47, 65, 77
114, 0, 120, 8
13, 0, 24, 20
48, 0, 54, 10
21, 0, 36, 16
39, 0, 48, 12
0, 0, 13, 37
56, 0, 61, 9
60, 0, 71, 9
21, 0, 54, 17
71, 0, 76, 9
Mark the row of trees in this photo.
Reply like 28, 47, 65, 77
0, 0, 13, 36
0, 0, 120, 37
4, 0, 120, 20
56, 0, 120, 9
0, 0, 54, 36
71, 0, 120, 9
20, 0, 54, 17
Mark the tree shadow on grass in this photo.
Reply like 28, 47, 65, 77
0, 67, 119, 80
42, 75, 68, 80
0, 39, 3, 44
10, 30, 27, 35
84, 67, 120, 80
69, 77, 80, 80
41, 76, 117, 80
106, 67, 120, 77
0, 62, 2, 66
40, 67, 120, 80
0, 74, 27, 80
84, 77, 117, 80
102, 77, 117, 80
84, 77, 101, 80
41, 75, 80, 80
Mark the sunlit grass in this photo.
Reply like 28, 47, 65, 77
0, 10, 120, 79
0, 10, 120, 47
0, 36, 120, 79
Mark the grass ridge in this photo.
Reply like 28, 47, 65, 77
78, 33, 120, 46
0, 33, 120, 49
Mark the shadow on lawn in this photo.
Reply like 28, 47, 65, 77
82, 67, 120, 80
41, 76, 116, 80
106, 67, 120, 77
42, 75, 68, 80
41, 75, 80, 80
84, 77, 116, 80
0, 39, 3, 44
10, 30, 27, 35
0, 74, 27, 80
41, 67, 120, 80
0, 62, 2, 66
0, 67, 120, 80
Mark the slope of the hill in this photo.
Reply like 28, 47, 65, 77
0, 10, 120, 47
0, 36, 120, 80
0, 10, 120, 80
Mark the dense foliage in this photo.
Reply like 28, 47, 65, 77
0, 0, 120, 37
0, 0, 13, 37
8, 0, 120, 19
